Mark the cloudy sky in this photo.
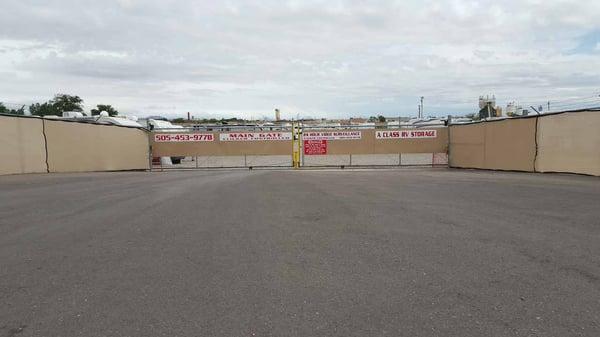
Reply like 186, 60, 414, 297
1, 0, 599, 119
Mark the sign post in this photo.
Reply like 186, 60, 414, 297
292, 122, 301, 168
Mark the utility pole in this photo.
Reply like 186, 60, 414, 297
420, 96, 424, 119
547, 101, 550, 112
418, 105, 421, 119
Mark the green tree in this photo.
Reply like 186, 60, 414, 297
52, 94, 84, 112
29, 102, 60, 116
91, 104, 119, 116
368, 116, 378, 122
28, 94, 85, 116
378, 115, 386, 123
13, 105, 25, 115
0, 103, 25, 115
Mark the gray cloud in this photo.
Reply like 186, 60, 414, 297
1, 0, 599, 118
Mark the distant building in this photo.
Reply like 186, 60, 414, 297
506, 102, 526, 116
274, 109, 281, 122
479, 102, 498, 119
478, 95, 502, 119
479, 95, 496, 110
349, 117, 367, 124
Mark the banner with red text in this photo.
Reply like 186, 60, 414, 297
219, 132, 292, 141
303, 131, 361, 140
375, 129, 437, 139
304, 140, 327, 155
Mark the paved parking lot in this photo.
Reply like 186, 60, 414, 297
1, 168, 599, 336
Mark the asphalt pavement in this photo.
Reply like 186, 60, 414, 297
1, 168, 599, 336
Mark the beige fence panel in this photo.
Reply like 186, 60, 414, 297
536, 111, 600, 176
246, 155, 292, 167
350, 154, 400, 166
303, 155, 351, 166
433, 153, 449, 165
449, 111, 599, 175
193, 156, 247, 168
449, 119, 536, 171
483, 118, 536, 172
0, 115, 47, 175
449, 123, 485, 169
45, 120, 149, 173
401, 153, 434, 166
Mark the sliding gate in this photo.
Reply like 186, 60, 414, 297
150, 125, 449, 169
150, 125, 298, 169
299, 127, 449, 167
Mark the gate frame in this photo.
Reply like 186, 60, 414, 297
148, 123, 449, 170
149, 124, 295, 170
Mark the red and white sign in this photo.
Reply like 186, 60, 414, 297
376, 129, 437, 139
304, 140, 327, 155
219, 132, 292, 141
303, 131, 361, 140
154, 133, 214, 142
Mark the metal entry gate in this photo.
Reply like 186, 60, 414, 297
150, 125, 449, 170
298, 127, 449, 168
150, 126, 297, 169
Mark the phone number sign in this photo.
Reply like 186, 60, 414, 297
154, 133, 214, 142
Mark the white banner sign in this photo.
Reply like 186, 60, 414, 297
376, 129, 437, 139
154, 133, 214, 142
303, 131, 362, 140
219, 132, 292, 141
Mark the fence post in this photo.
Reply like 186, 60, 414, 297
533, 116, 539, 173
148, 145, 153, 172
447, 125, 451, 168
299, 126, 304, 168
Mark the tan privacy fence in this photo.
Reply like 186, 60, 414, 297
4, 110, 597, 175
44, 119, 149, 173
535, 111, 600, 175
0, 114, 150, 175
0, 115, 48, 175
449, 118, 536, 171
150, 128, 449, 168
449, 110, 600, 176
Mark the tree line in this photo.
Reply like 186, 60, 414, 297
0, 94, 119, 117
